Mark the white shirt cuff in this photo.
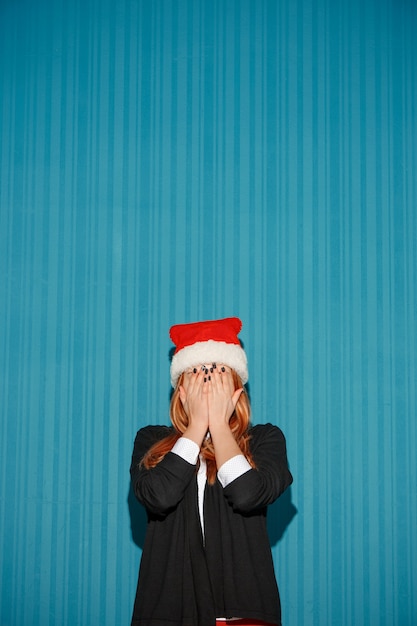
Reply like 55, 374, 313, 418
171, 437, 200, 465
217, 454, 252, 488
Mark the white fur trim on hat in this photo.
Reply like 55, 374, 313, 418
170, 339, 248, 387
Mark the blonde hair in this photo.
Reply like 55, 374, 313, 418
141, 370, 255, 484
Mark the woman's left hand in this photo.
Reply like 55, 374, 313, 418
207, 365, 243, 429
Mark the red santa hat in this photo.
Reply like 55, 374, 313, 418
169, 317, 248, 387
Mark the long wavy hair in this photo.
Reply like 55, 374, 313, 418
141, 370, 255, 484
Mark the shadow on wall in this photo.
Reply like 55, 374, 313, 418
267, 486, 297, 546
127, 482, 148, 549
127, 481, 297, 550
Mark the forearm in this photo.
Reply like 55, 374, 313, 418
209, 422, 243, 469
222, 424, 294, 512
183, 421, 208, 448
134, 452, 196, 514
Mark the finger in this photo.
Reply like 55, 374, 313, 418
179, 371, 201, 403
201, 369, 212, 394
194, 368, 206, 394
179, 385, 187, 405
195, 366, 206, 379
210, 367, 222, 390
182, 369, 193, 382
221, 367, 235, 395
231, 387, 244, 408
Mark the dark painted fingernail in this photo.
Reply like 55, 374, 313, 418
193, 368, 197, 374
221, 366, 225, 372
208, 375, 211, 381
210, 367, 213, 373
204, 377, 207, 382
205, 368, 209, 374
212, 363, 217, 369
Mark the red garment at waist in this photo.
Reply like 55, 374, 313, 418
216, 621, 274, 626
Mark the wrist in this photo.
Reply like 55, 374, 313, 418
208, 420, 232, 436
183, 422, 208, 447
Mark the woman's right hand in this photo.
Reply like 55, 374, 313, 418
179, 368, 209, 446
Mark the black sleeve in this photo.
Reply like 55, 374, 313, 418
222, 423, 293, 513
130, 425, 197, 516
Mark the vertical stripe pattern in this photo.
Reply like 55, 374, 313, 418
1, 1, 416, 624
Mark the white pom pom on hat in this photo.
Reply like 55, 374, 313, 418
169, 316, 248, 387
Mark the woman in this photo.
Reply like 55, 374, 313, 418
130, 317, 293, 626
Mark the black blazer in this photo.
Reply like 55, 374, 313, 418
130, 423, 293, 626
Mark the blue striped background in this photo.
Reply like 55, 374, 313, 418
1, 1, 416, 624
